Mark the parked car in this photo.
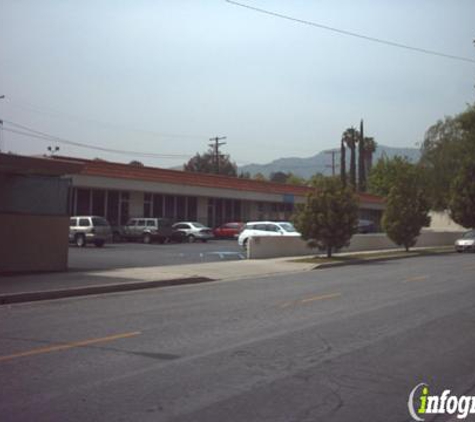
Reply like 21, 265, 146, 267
69, 216, 112, 247
237, 221, 301, 249
455, 230, 475, 252
357, 219, 376, 234
213, 222, 245, 239
121, 218, 182, 244
172, 222, 214, 243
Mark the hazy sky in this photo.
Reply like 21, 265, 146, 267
1, 0, 474, 168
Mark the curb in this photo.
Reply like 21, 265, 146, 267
0, 277, 215, 306
313, 249, 456, 270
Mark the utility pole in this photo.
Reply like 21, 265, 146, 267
209, 136, 227, 174
0, 95, 4, 153
325, 149, 340, 176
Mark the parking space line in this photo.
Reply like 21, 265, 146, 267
402, 275, 429, 283
0, 331, 141, 363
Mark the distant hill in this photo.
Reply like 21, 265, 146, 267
238, 145, 420, 179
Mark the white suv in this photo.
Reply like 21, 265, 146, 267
69, 216, 112, 247
237, 221, 301, 249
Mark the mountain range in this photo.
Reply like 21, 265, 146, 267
238, 145, 421, 179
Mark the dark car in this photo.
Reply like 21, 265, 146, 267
357, 219, 376, 234
213, 222, 244, 239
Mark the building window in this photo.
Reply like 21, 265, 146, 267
176, 196, 186, 221
187, 197, 197, 221
207, 198, 214, 227
215, 199, 223, 227
153, 194, 163, 218
68, 187, 75, 215
120, 191, 130, 225
92, 190, 106, 216
107, 190, 119, 226
233, 200, 241, 221
76, 188, 90, 215
224, 199, 232, 222
164, 195, 175, 219
144, 193, 152, 218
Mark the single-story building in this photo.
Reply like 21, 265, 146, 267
55, 156, 385, 229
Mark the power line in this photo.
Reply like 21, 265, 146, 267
225, 0, 475, 64
2, 122, 191, 160
4, 98, 207, 140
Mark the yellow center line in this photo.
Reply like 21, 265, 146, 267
0, 331, 141, 363
403, 275, 429, 283
300, 292, 342, 303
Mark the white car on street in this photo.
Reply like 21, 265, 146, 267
237, 221, 301, 249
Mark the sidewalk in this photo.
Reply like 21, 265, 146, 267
0, 246, 454, 305
0, 257, 318, 305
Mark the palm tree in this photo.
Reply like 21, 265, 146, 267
358, 120, 366, 191
340, 138, 346, 186
343, 127, 359, 189
363, 137, 377, 174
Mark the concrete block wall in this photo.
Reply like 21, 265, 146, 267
0, 214, 69, 273
248, 231, 462, 259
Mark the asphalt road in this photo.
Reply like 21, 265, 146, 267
68, 239, 244, 271
1, 253, 475, 421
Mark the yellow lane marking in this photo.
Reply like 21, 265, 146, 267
0, 331, 141, 363
280, 292, 341, 308
403, 275, 429, 283
301, 293, 342, 303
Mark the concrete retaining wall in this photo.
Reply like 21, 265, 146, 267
248, 231, 462, 259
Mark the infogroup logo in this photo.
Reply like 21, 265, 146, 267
408, 383, 475, 421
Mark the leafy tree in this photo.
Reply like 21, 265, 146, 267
368, 156, 416, 197
420, 103, 475, 209
253, 172, 267, 181
308, 173, 327, 187
269, 171, 289, 184
184, 149, 237, 176
293, 177, 359, 258
449, 158, 475, 228
129, 160, 144, 167
382, 169, 431, 251
286, 173, 306, 186
238, 171, 251, 179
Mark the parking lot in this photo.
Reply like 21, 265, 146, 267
68, 239, 245, 271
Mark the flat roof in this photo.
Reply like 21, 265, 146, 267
0, 153, 84, 176
52, 155, 384, 204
